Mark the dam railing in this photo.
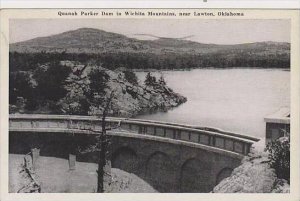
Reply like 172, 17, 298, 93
9, 114, 259, 156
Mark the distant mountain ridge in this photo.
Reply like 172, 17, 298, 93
10, 28, 290, 55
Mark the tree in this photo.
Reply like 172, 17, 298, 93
77, 91, 117, 193
34, 61, 71, 102
144, 72, 156, 86
96, 91, 115, 192
88, 68, 110, 101
123, 69, 138, 85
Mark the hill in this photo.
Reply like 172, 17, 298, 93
9, 28, 290, 69
10, 28, 152, 53
10, 28, 223, 53
10, 28, 290, 55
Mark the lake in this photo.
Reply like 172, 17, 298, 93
135, 69, 290, 141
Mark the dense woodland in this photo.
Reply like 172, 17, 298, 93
9, 51, 290, 73
9, 61, 72, 112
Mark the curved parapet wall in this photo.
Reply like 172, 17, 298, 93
9, 114, 259, 192
9, 114, 259, 156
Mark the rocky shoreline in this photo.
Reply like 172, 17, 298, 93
212, 150, 290, 193
56, 61, 187, 117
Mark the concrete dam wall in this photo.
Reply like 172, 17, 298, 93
9, 114, 258, 192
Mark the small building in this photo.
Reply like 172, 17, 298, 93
264, 107, 290, 145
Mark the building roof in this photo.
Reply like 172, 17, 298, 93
264, 107, 290, 124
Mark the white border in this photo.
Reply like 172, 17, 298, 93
0, 0, 300, 9
0, 8, 300, 201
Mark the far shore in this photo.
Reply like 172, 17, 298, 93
132, 67, 291, 72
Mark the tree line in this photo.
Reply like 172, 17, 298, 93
9, 51, 290, 73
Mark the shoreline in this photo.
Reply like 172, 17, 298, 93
133, 67, 290, 72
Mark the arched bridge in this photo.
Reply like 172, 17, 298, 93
9, 114, 259, 192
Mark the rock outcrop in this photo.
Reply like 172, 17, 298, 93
59, 61, 187, 117
212, 150, 290, 193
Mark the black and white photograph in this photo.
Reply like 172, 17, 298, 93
5, 12, 294, 195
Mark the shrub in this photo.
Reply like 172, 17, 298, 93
158, 75, 166, 86
9, 71, 34, 105
265, 135, 290, 183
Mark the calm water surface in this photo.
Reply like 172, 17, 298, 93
136, 69, 290, 139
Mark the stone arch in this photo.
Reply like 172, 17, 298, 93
145, 151, 176, 192
216, 167, 233, 185
111, 146, 138, 173
180, 158, 212, 192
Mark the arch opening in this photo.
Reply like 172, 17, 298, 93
111, 147, 138, 173
145, 151, 176, 192
216, 167, 233, 185
180, 158, 212, 192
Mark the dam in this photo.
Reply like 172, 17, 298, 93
9, 114, 259, 192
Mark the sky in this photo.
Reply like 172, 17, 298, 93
10, 19, 290, 44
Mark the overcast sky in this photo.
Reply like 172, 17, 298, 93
10, 19, 290, 44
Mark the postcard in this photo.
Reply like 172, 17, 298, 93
0, 8, 299, 201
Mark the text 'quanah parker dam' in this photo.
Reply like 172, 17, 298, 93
9, 114, 259, 192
